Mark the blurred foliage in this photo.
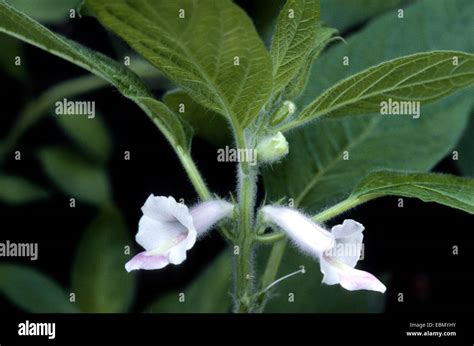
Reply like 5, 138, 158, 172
0, 174, 48, 204
0, 264, 78, 313
147, 251, 232, 313
252, 0, 402, 41
320, 0, 403, 31
261, 246, 386, 313
5, 0, 81, 24
37, 147, 111, 206
0, 206, 134, 313
56, 112, 113, 163
0, 33, 26, 81
72, 206, 136, 313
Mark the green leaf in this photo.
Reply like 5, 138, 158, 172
56, 112, 113, 163
265, 0, 474, 215
6, 0, 81, 24
262, 247, 385, 313
455, 112, 474, 176
271, 0, 320, 95
0, 0, 190, 149
350, 171, 474, 214
0, 174, 48, 204
38, 147, 111, 206
286, 51, 474, 130
266, 97, 472, 213
72, 206, 135, 312
164, 90, 231, 147
0, 264, 78, 313
302, 0, 474, 115
320, 0, 401, 32
262, 0, 474, 312
254, 0, 400, 49
146, 251, 232, 313
284, 25, 337, 99
86, 0, 272, 129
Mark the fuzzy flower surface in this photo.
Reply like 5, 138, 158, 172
321, 219, 386, 293
261, 206, 386, 293
125, 195, 233, 272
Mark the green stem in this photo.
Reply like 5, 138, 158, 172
176, 146, 234, 242
176, 146, 211, 200
254, 239, 287, 312
235, 168, 256, 312
260, 239, 287, 290
313, 196, 361, 223
233, 126, 257, 313
255, 232, 285, 244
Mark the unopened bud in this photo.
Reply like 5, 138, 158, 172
256, 132, 289, 164
270, 101, 296, 126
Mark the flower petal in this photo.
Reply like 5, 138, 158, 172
329, 219, 364, 268
261, 206, 334, 257
136, 195, 195, 251
331, 219, 364, 241
142, 195, 195, 231
324, 256, 386, 293
168, 235, 191, 265
190, 200, 234, 236
320, 256, 339, 285
338, 266, 387, 293
125, 251, 169, 272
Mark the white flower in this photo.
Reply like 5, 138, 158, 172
125, 195, 233, 272
261, 206, 334, 257
321, 219, 386, 293
261, 206, 386, 293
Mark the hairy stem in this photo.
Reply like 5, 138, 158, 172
176, 146, 212, 200
255, 232, 285, 244
313, 196, 369, 223
233, 127, 257, 313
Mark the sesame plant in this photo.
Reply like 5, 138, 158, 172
0, 0, 473, 314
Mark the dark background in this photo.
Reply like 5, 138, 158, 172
1, 0, 473, 317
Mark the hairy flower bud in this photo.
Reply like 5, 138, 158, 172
256, 132, 289, 164
270, 100, 296, 126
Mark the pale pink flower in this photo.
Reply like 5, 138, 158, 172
125, 195, 233, 272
